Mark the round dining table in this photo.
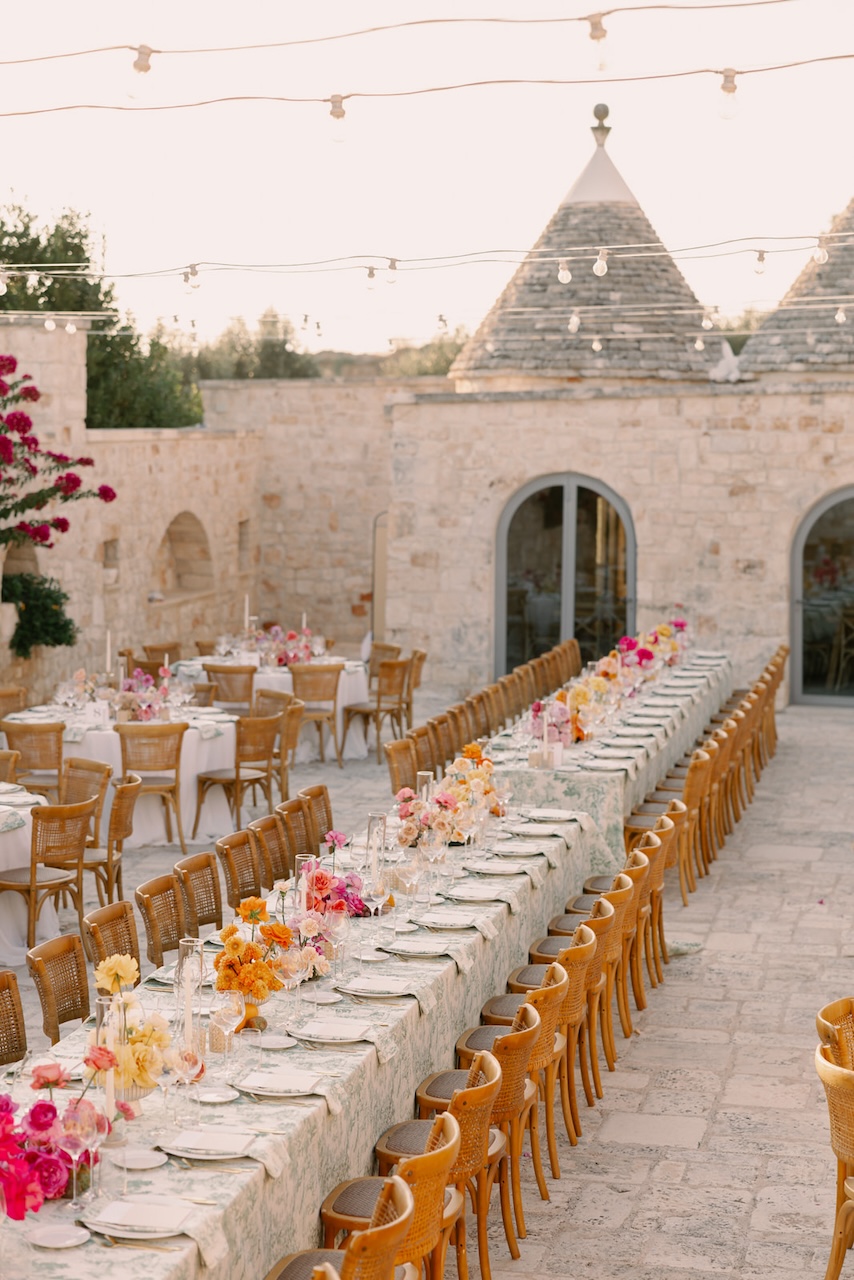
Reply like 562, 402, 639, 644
0, 793, 55, 966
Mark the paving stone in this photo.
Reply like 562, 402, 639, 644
597, 1112, 707, 1148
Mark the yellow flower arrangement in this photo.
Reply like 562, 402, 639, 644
93, 953, 139, 994
213, 908, 284, 1002
87, 1005, 171, 1092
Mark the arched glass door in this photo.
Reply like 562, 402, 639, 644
792, 487, 854, 703
495, 473, 636, 676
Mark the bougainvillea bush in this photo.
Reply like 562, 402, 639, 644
0, 352, 116, 549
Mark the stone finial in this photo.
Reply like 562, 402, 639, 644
592, 103, 611, 148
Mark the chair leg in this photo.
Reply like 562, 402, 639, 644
192, 778, 206, 838
825, 1200, 854, 1280
162, 793, 174, 843
558, 1038, 578, 1145
630, 928, 648, 1010
587, 988, 604, 1098
525, 1094, 549, 1202
495, 1150, 519, 1260
171, 791, 188, 855
506, 1118, 527, 1240
543, 1061, 561, 1179
331, 714, 344, 770
577, 1016, 595, 1108
316, 722, 326, 764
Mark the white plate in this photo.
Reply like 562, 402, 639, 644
336, 977, 413, 998
380, 940, 450, 959
82, 1196, 192, 1240
27, 1224, 90, 1249
295, 1019, 372, 1045
463, 860, 527, 877
443, 886, 505, 904
524, 808, 577, 822
260, 1034, 296, 1050
197, 1085, 240, 1104
312, 991, 343, 1005
0, 782, 24, 794
104, 1146, 169, 1170
410, 914, 477, 931
159, 1139, 254, 1161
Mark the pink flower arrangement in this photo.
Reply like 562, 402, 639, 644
636, 647, 655, 667
299, 857, 368, 917
618, 636, 639, 654
671, 617, 687, 631
0, 1094, 110, 1218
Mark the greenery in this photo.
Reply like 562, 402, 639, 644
717, 308, 768, 355
86, 329, 203, 430
187, 308, 319, 380
1, 573, 79, 659
382, 326, 468, 376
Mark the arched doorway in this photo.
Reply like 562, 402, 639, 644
495, 473, 636, 676
151, 512, 214, 598
792, 486, 854, 703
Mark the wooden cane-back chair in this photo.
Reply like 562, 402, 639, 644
384, 738, 418, 797
426, 716, 454, 771
343, 660, 408, 764
248, 813, 293, 885
83, 901, 142, 987
298, 784, 335, 853
0, 971, 27, 1065
192, 713, 281, 836
113, 721, 189, 854
193, 682, 218, 707
135, 873, 187, 968
216, 830, 264, 910
143, 643, 181, 664
27, 933, 90, 1045
276, 799, 315, 862
201, 663, 256, 713
814, 1044, 854, 1280
59, 756, 114, 849
368, 642, 402, 689
82, 772, 142, 905
407, 725, 437, 776
0, 798, 96, 949
290, 665, 346, 769
0, 687, 27, 717
0, 749, 19, 783
403, 649, 427, 731
0, 720, 64, 799
174, 851, 224, 935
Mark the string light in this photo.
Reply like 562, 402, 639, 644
720, 67, 738, 118
437, 314, 448, 331
557, 259, 572, 284
132, 44, 153, 74
835, 307, 847, 324
754, 250, 766, 274
694, 336, 705, 350
26, 273, 39, 289
64, 321, 77, 334
813, 240, 829, 264
568, 311, 581, 334
366, 266, 376, 290
43, 318, 56, 331
387, 258, 398, 285
0, 273, 7, 296
702, 311, 715, 330
328, 94, 346, 142
591, 337, 603, 352
593, 249, 609, 277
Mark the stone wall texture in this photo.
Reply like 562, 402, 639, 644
1, 321, 850, 704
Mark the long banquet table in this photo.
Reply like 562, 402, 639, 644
487, 653, 733, 859
5, 814, 618, 1279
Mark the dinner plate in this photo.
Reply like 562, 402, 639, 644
443, 885, 505, 903
523, 808, 578, 822
380, 939, 451, 959
27, 1224, 90, 1249
336, 976, 414, 998
238, 1069, 321, 1096
103, 1146, 169, 1169
463, 860, 527, 877
410, 913, 478, 930
197, 1085, 240, 1104
0, 782, 24, 794
295, 1019, 372, 1045
260, 1034, 297, 1050
82, 1196, 192, 1240
159, 1130, 255, 1160
489, 845, 546, 860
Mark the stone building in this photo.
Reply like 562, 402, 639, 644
2, 108, 853, 707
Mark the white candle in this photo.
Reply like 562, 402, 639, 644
183, 969, 194, 1047
105, 1016, 115, 1118
244, 594, 250, 631
105, 629, 111, 674
163, 652, 169, 675
301, 611, 306, 631
299, 877, 308, 915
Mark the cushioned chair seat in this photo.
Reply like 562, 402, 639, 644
565, 893, 598, 913
275, 1250, 409, 1280
0, 865, 74, 886
583, 875, 612, 894
458, 1025, 509, 1051
417, 1069, 471, 1102
196, 767, 266, 782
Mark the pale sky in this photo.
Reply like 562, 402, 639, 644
2, 0, 853, 352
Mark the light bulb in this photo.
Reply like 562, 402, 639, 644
44, 318, 56, 331
387, 258, 398, 285
591, 337, 603, 353
588, 14, 607, 71
701, 313, 714, 331
694, 337, 705, 351
366, 266, 376, 290
133, 44, 153, 74
568, 312, 581, 334
301, 314, 309, 332
557, 259, 572, 285
754, 251, 766, 275
65, 321, 77, 334
0, 273, 7, 297
593, 250, 608, 278
835, 308, 847, 325
437, 314, 448, 332
720, 68, 738, 120
813, 243, 829, 265
26, 273, 39, 290
329, 94, 346, 143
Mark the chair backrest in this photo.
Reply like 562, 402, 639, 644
369, 642, 402, 684
201, 663, 256, 706
524, 961, 569, 1072
216, 830, 263, 909
193, 682, 218, 707
235, 713, 282, 769
0, 720, 64, 774
83, 901, 142, 984
289, 664, 344, 705
276, 799, 315, 861
393, 1112, 461, 1265
282, 701, 305, 755
622, 845, 652, 925
107, 773, 142, 848
490, 1002, 541, 1122
0, 749, 19, 784
407, 725, 437, 775
497, 674, 523, 721
113, 722, 188, 775
253, 688, 294, 719
405, 650, 427, 701
143, 643, 180, 663
465, 693, 490, 739
542, 924, 596, 1028
0, 687, 27, 717
643, 816, 674, 891
60, 756, 114, 846
174, 851, 223, 934
481, 686, 505, 735
817, 997, 854, 1068
128, 657, 162, 680
0, 970, 27, 1065
248, 813, 292, 884
600, 874, 634, 962
681, 748, 712, 809
26, 934, 90, 1044
426, 716, 453, 770
32, 798, 99, 870
195, 639, 216, 657
816, 1043, 854, 1165
298, 785, 334, 853
135, 873, 187, 967
384, 738, 418, 796
444, 1050, 502, 1183
376, 659, 409, 703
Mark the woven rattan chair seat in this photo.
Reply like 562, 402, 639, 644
566, 893, 598, 913
0, 865, 74, 886
533, 937, 567, 957
379, 1119, 432, 1155
583, 876, 612, 894
461, 1025, 507, 1051
515, 962, 549, 982
549, 914, 580, 932
197, 766, 266, 782
419, 1069, 471, 1101
485, 994, 525, 1017
625, 813, 660, 829
332, 1179, 386, 1217
277, 1249, 347, 1280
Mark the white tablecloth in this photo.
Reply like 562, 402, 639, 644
0, 797, 57, 966
2, 712, 236, 848
173, 658, 371, 761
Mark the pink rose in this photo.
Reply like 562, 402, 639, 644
636, 648, 655, 667
30, 1063, 70, 1093
84, 1045, 118, 1072
308, 867, 332, 898
618, 636, 639, 654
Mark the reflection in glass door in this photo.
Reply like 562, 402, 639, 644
497, 474, 635, 676
794, 489, 854, 701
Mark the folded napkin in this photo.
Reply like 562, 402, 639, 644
62, 723, 89, 744
240, 1068, 321, 1095
382, 937, 474, 975
445, 883, 522, 914
413, 910, 499, 939
87, 1196, 228, 1269
464, 858, 544, 888
166, 1126, 288, 1178
295, 1017, 398, 1064
0, 806, 25, 833
581, 756, 639, 780
489, 839, 558, 868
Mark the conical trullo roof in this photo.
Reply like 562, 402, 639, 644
739, 199, 854, 373
451, 105, 717, 385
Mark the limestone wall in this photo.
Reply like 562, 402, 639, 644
383, 382, 854, 696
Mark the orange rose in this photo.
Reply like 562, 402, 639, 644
260, 921, 293, 948
462, 743, 482, 760
237, 897, 269, 924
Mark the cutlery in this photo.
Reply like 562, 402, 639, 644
102, 1236, 182, 1253
179, 1196, 218, 1205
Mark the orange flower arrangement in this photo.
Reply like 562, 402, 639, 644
259, 921, 293, 948
462, 742, 483, 760
237, 897, 269, 926
213, 920, 284, 1002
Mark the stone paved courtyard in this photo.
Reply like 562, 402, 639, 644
14, 697, 852, 1278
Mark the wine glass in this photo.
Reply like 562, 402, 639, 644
173, 1034, 204, 1126
362, 866, 388, 959
321, 908, 350, 982
392, 860, 421, 930
56, 1099, 98, 1212
208, 990, 245, 1080
85, 1101, 110, 1204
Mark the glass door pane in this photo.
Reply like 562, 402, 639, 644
573, 486, 628, 664
802, 496, 854, 696
505, 485, 563, 672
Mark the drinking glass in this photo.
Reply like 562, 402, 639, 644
415, 770, 433, 800
362, 866, 388, 957
236, 1028, 263, 1078
173, 1033, 204, 1124
321, 908, 351, 981
393, 860, 421, 929
85, 1101, 111, 1203
56, 1099, 98, 1212
422, 830, 446, 904
208, 990, 245, 1080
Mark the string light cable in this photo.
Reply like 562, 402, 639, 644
0, 4, 803, 69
